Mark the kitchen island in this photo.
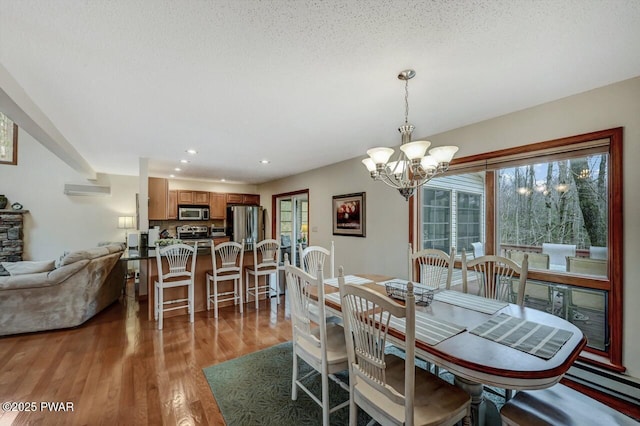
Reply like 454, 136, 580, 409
126, 241, 279, 321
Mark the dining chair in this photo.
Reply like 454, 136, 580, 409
471, 241, 485, 258
245, 239, 281, 310
154, 242, 198, 330
462, 250, 529, 307
299, 241, 335, 279
285, 259, 349, 426
338, 267, 471, 426
408, 243, 455, 290
206, 239, 244, 319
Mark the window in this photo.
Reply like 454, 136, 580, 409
457, 192, 482, 254
422, 188, 451, 251
415, 128, 623, 371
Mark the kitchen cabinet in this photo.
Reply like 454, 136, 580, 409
226, 193, 260, 205
167, 190, 178, 219
148, 178, 168, 220
209, 192, 226, 219
178, 191, 209, 205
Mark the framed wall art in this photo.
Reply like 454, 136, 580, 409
332, 192, 366, 237
0, 112, 18, 166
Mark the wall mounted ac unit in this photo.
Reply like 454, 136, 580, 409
64, 183, 111, 196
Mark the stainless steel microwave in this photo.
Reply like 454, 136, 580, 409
178, 206, 210, 221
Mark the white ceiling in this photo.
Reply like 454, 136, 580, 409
1, 1, 640, 184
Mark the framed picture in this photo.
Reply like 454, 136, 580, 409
0, 113, 18, 166
332, 192, 366, 237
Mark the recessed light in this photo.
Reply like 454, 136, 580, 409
260, 159, 270, 164
180, 159, 190, 164
174, 167, 181, 172
169, 174, 175, 178
220, 178, 226, 182
186, 149, 198, 155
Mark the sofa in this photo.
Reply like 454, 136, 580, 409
0, 243, 126, 336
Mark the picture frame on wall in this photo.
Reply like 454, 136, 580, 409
0, 113, 18, 166
332, 192, 366, 237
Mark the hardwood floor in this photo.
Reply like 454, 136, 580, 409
0, 280, 292, 425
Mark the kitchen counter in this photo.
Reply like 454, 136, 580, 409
132, 238, 277, 321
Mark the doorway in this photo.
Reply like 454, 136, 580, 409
273, 190, 309, 267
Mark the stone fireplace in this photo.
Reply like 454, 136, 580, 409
0, 209, 27, 264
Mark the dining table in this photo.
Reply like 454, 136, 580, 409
318, 274, 587, 426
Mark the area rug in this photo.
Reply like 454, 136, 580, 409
203, 341, 504, 425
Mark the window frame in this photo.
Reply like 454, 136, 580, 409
410, 127, 624, 372
421, 187, 452, 251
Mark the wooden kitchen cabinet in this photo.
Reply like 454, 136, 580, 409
167, 190, 178, 219
209, 192, 227, 219
148, 177, 168, 220
226, 193, 260, 205
178, 191, 209, 205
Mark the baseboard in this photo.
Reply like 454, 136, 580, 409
562, 363, 640, 421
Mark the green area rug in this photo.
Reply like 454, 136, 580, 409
203, 341, 504, 425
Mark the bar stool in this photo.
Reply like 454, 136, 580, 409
206, 239, 244, 318
245, 239, 281, 310
154, 242, 198, 330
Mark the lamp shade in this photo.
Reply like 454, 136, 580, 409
361, 158, 376, 172
367, 147, 394, 165
429, 146, 459, 163
420, 155, 438, 170
118, 216, 135, 229
400, 140, 431, 160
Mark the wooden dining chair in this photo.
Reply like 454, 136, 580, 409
285, 259, 349, 426
338, 267, 471, 426
245, 239, 281, 310
206, 239, 244, 319
408, 243, 455, 290
154, 242, 198, 330
299, 241, 335, 279
462, 250, 529, 306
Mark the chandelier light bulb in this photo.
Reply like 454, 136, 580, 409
367, 147, 394, 165
400, 140, 431, 160
429, 146, 459, 163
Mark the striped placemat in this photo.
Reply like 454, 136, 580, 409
433, 290, 508, 314
386, 311, 466, 346
324, 275, 372, 288
323, 292, 465, 346
469, 313, 574, 360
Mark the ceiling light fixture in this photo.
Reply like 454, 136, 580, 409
220, 178, 226, 182
174, 167, 181, 172
180, 159, 189, 164
186, 149, 198, 155
362, 69, 459, 200
170, 174, 175, 178
260, 159, 270, 164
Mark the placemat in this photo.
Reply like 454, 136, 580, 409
386, 311, 466, 346
324, 293, 465, 346
469, 313, 574, 359
324, 275, 372, 287
433, 290, 508, 314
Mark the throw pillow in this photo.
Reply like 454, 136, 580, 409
1, 260, 56, 276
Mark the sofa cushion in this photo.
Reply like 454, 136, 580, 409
1, 260, 56, 276
0, 260, 88, 290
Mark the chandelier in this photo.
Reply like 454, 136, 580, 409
362, 69, 459, 200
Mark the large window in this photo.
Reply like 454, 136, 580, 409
422, 188, 451, 251
415, 128, 623, 371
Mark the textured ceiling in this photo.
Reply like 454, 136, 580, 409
1, 0, 640, 183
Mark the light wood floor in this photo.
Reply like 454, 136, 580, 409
0, 281, 292, 425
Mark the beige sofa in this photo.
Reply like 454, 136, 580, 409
0, 243, 125, 336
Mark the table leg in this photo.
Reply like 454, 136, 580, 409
454, 376, 501, 426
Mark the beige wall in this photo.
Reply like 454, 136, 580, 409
0, 130, 139, 260
258, 76, 640, 380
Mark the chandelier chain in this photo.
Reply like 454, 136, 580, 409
404, 79, 410, 124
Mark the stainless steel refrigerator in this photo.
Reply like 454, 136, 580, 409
226, 205, 264, 250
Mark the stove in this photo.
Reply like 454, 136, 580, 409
177, 225, 209, 240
